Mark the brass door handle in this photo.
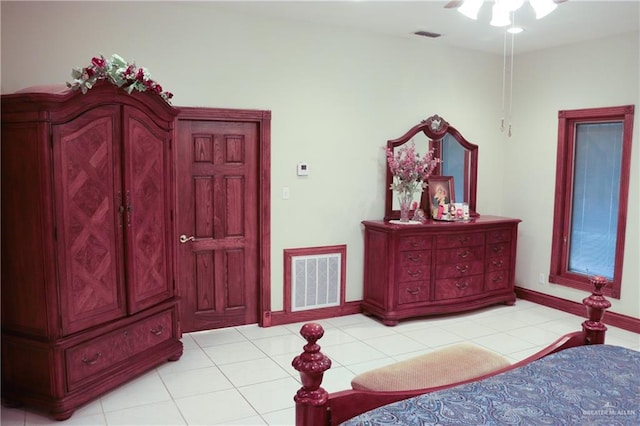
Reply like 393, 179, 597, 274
179, 234, 195, 243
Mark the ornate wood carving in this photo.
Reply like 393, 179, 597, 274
582, 275, 612, 344
292, 323, 332, 406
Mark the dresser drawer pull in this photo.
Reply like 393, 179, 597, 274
455, 281, 469, 290
406, 287, 421, 295
492, 260, 504, 268
457, 250, 470, 258
150, 325, 164, 336
492, 275, 504, 283
458, 236, 470, 244
407, 269, 422, 277
81, 352, 102, 366
492, 245, 504, 254
455, 264, 469, 273
494, 233, 505, 241
407, 254, 423, 262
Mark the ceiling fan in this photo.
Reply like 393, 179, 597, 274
446, 0, 567, 25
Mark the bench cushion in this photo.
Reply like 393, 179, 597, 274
350, 343, 511, 392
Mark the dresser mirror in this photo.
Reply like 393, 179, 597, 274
384, 115, 478, 220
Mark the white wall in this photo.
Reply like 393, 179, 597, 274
1, 2, 637, 318
504, 31, 640, 318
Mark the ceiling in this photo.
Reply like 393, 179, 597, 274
213, 0, 640, 55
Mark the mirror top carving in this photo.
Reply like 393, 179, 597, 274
384, 114, 479, 221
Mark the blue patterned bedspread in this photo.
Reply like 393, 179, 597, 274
342, 345, 640, 425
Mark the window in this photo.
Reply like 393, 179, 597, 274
549, 105, 634, 298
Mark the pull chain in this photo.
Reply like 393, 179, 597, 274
508, 13, 516, 137
500, 29, 507, 133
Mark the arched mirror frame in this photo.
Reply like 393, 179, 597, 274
384, 115, 478, 221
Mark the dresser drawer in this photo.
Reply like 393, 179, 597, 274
485, 270, 510, 291
487, 242, 511, 258
434, 275, 484, 300
398, 282, 430, 305
436, 232, 484, 248
399, 236, 432, 251
65, 310, 174, 391
398, 263, 430, 282
486, 255, 510, 272
436, 260, 484, 279
436, 246, 484, 264
486, 228, 512, 244
399, 250, 431, 266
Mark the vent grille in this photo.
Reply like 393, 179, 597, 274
414, 30, 442, 38
291, 253, 341, 311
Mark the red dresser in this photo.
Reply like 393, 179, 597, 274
361, 216, 521, 325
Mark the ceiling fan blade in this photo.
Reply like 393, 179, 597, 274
444, 1, 463, 9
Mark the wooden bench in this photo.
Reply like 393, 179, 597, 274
350, 343, 510, 392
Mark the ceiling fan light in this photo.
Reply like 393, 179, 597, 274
458, 0, 484, 20
490, 3, 511, 27
530, 0, 557, 19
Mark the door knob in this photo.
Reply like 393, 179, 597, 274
179, 234, 195, 243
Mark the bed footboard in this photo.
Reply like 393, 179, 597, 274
292, 276, 611, 426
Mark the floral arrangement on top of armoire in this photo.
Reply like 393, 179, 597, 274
385, 141, 440, 222
66, 53, 173, 103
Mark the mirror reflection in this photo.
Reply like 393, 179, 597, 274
441, 133, 467, 204
389, 131, 431, 211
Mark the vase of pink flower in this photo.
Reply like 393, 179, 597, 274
385, 141, 440, 222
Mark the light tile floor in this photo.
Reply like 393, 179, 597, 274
2, 300, 639, 425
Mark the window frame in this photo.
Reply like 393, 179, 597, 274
549, 105, 634, 299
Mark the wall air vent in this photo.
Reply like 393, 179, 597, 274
414, 30, 442, 38
284, 245, 346, 312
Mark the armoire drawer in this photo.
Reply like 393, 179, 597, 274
65, 309, 174, 390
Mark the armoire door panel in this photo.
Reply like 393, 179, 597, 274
52, 106, 126, 336
177, 119, 259, 332
123, 107, 173, 313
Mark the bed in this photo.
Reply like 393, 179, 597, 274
292, 277, 640, 425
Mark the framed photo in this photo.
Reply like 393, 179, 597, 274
428, 176, 455, 220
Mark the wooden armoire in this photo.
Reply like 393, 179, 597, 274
1, 82, 183, 420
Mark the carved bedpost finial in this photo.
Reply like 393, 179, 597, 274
292, 323, 332, 407
582, 275, 612, 344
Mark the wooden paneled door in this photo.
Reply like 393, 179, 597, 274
176, 108, 271, 332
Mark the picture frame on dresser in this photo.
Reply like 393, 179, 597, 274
428, 175, 454, 220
